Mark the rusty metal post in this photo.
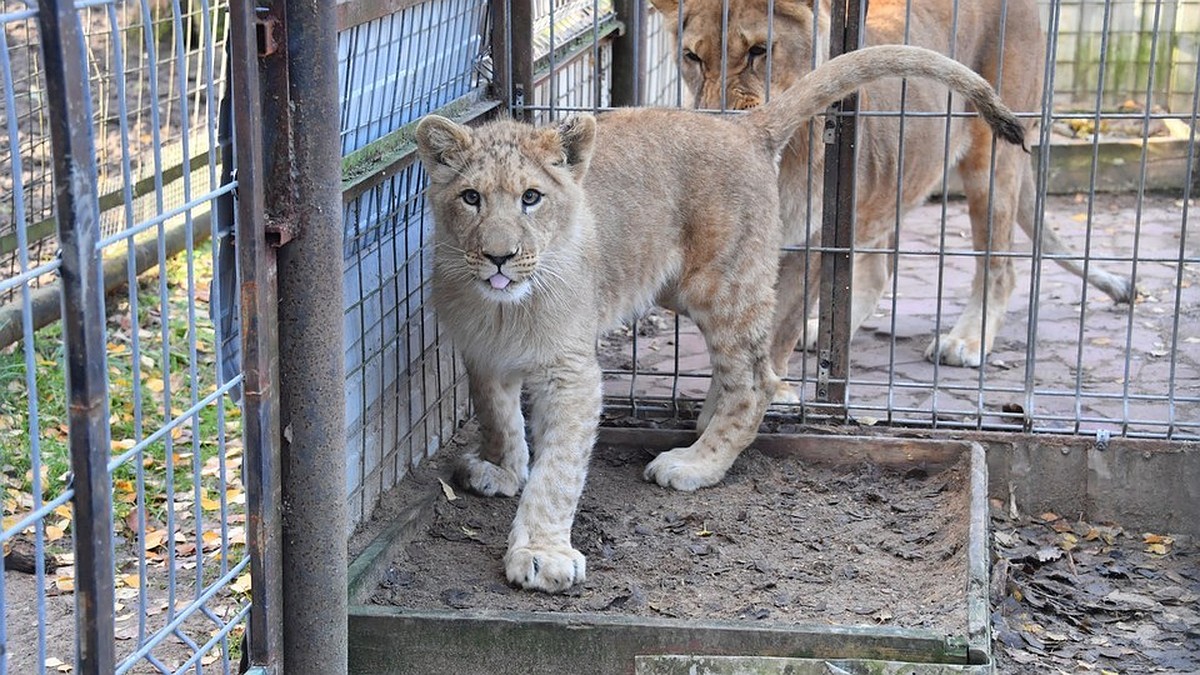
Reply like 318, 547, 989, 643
815, 0, 865, 415
490, 0, 534, 118
611, 0, 647, 107
35, 0, 116, 672
265, 0, 349, 671
227, 0, 285, 670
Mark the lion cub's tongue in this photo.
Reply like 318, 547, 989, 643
488, 274, 511, 290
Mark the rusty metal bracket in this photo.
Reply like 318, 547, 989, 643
256, 10, 281, 56
265, 211, 298, 248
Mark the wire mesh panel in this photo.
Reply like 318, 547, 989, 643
1052, 0, 1200, 112
527, 0, 616, 120
1, 0, 248, 671
338, 0, 488, 523
0, 0, 229, 310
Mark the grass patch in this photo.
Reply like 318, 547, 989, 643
2, 246, 246, 570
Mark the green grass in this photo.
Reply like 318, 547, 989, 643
1, 248, 245, 559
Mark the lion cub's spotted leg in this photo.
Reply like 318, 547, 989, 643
503, 355, 601, 593
925, 133, 1022, 367
646, 282, 779, 491
457, 369, 529, 497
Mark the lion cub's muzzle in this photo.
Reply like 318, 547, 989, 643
466, 247, 537, 302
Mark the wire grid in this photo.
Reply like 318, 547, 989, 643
0, 0, 229, 307
338, 0, 486, 523
1050, 0, 1200, 112
525, 0, 615, 120
583, 0, 1199, 441
644, 9, 682, 108
0, 1, 54, 304
2, 0, 246, 672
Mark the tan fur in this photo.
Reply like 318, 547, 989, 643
416, 45, 1024, 592
652, 0, 1134, 371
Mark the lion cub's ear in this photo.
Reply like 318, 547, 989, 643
415, 115, 472, 172
557, 114, 597, 180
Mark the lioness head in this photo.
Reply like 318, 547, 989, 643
650, 0, 829, 110
416, 114, 596, 304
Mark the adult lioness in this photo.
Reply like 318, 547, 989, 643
651, 0, 1133, 370
416, 45, 1023, 592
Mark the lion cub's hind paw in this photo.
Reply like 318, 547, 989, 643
456, 453, 525, 497
644, 446, 730, 492
505, 545, 586, 593
924, 334, 986, 368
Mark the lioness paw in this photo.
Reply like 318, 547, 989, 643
504, 544, 586, 593
644, 447, 729, 492
456, 453, 525, 497
924, 334, 986, 368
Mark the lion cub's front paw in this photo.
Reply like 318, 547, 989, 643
643, 446, 729, 492
455, 453, 525, 497
924, 334, 986, 368
504, 544, 586, 593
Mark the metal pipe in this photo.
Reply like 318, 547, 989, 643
34, 0, 116, 671
611, 0, 646, 107
491, 0, 534, 119
272, 0, 349, 670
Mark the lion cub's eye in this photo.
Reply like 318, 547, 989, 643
683, 50, 702, 64
461, 189, 481, 207
747, 45, 768, 60
521, 189, 542, 207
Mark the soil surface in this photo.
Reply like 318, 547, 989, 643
368, 435, 973, 636
990, 506, 1200, 673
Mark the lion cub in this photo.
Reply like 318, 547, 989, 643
416, 45, 1024, 592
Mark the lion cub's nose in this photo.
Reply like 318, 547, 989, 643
484, 252, 517, 268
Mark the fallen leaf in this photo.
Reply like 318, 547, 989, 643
230, 572, 252, 594
1036, 546, 1063, 563
438, 478, 458, 502
143, 529, 167, 551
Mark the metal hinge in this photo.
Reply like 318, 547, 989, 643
822, 103, 839, 144
816, 348, 831, 401
514, 84, 527, 119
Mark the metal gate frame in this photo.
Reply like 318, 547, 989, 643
28, 0, 347, 672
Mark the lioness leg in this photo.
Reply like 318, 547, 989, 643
925, 134, 1022, 366
1015, 166, 1135, 303
504, 355, 602, 593
457, 368, 528, 497
771, 245, 889, 374
769, 248, 822, 400
646, 286, 779, 491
